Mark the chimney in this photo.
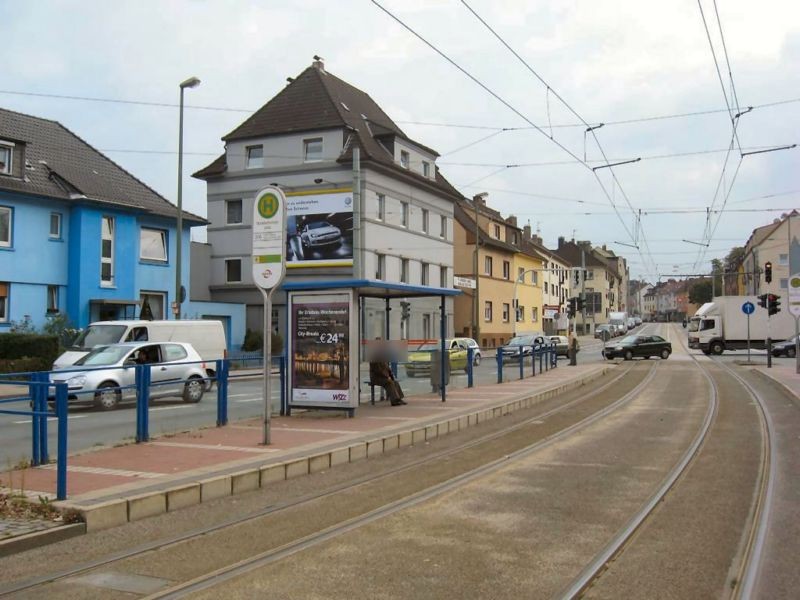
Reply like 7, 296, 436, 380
473, 195, 486, 208
558, 236, 565, 249
523, 224, 532, 240
312, 55, 325, 72
505, 215, 517, 227
533, 234, 543, 245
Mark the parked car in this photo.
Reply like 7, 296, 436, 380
595, 324, 615, 340
602, 335, 672, 360
634, 316, 643, 326
772, 335, 798, 358
300, 221, 342, 251
627, 318, 636, 330
550, 335, 570, 357
452, 337, 482, 365
405, 340, 468, 377
49, 342, 208, 410
499, 333, 547, 362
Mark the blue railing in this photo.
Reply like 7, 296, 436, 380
495, 342, 558, 384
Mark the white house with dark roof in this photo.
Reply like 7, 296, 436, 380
193, 58, 463, 341
0, 107, 244, 346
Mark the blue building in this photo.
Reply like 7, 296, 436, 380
0, 107, 245, 348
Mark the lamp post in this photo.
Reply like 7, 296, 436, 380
472, 193, 488, 344
175, 76, 201, 320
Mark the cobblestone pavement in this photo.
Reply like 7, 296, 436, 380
0, 516, 61, 540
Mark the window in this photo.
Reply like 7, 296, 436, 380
246, 145, 263, 169
376, 253, 385, 280
518, 306, 525, 322
0, 142, 12, 175
140, 292, 165, 320
401, 202, 409, 227
512, 232, 518, 245
49, 213, 62, 239
544, 282, 548, 294
532, 271, 538, 285
401, 258, 409, 283
779, 253, 788, 266
484, 301, 493, 322
531, 306, 538, 322
440, 215, 447, 239
377, 194, 385, 221
226, 199, 242, 225
0, 282, 7, 321
140, 228, 167, 262
502, 303, 510, 322
422, 209, 429, 233
493, 224, 501, 238
225, 258, 242, 283
0, 206, 11, 247
440, 266, 447, 288
484, 256, 493, 276
47, 285, 58, 313
421, 262, 429, 285
400, 150, 410, 169
518, 267, 525, 282
503, 261, 510, 280
101, 216, 114, 286
422, 161, 430, 177
164, 344, 188, 361
303, 138, 323, 162
780, 278, 788, 289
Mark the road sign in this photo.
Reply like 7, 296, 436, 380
252, 186, 287, 290
454, 276, 476, 289
742, 301, 755, 315
789, 272, 800, 317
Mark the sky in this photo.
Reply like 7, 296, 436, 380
1, 0, 798, 282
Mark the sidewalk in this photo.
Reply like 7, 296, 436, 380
752, 363, 800, 400
0, 362, 610, 536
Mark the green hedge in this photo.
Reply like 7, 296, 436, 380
0, 334, 59, 374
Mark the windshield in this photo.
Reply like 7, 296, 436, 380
74, 345, 130, 366
700, 319, 715, 331
619, 336, 640, 345
688, 318, 700, 332
71, 325, 128, 350
507, 336, 534, 346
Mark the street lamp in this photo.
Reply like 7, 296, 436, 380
472, 193, 488, 344
175, 76, 201, 320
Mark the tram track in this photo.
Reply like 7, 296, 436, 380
1, 363, 649, 598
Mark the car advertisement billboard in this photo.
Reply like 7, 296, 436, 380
286, 189, 353, 268
288, 291, 357, 410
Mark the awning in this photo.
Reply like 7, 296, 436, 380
89, 299, 141, 306
281, 278, 461, 299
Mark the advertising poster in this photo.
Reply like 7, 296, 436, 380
290, 293, 354, 407
285, 189, 353, 268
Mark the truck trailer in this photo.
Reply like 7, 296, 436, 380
688, 296, 793, 354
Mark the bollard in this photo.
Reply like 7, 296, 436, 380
496, 350, 503, 384
519, 347, 525, 380
29, 376, 41, 466
216, 359, 228, 426
56, 382, 68, 501
467, 347, 474, 388
36, 372, 49, 464
135, 364, 151, 443
531, 346, 536, 377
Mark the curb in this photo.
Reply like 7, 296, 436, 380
0, 522, 86, 558
55, 365, 612, 534
749, 368, 800, 402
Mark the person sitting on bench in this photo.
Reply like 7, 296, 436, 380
369, 357, 406, 406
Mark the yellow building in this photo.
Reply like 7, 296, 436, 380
513, 240, 544, 336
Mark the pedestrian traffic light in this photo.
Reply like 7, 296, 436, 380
576, 296, 586, 312
764, 262, 772, 283
767, 293, 781, 316
757, 294, 768, 309
400, 301, 411, 320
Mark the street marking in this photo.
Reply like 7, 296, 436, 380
151, 441, 277, 453
151, 405, 195, 412
12, 415, 87, 425
40, 464, 164, 478
234, 398, 261, 403
272, 426, 359, 434
229, 393, 253, 398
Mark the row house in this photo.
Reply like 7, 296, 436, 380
740, 211, 798, 297
192, 59, 461, 341
520, 227, 572, 335
0, 108, 244, 344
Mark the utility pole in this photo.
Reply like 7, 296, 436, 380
472, 194, 486, 344
352, 147, 361, 279
581, 249, 586, 334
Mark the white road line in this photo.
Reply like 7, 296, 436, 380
234, 398, 261, 403
40, 464, 164, 478
150, 405, 195, 412
151, 441, 277, 453
228, 393, 253, 398
13, 415, 87, 425
272, 426, 359, 434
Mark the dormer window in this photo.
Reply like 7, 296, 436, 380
303, 138, 323, 162
400, 150, 410, 169
0, 142, 13, 175
246, 145, 263, 169
422, 161, 430, 178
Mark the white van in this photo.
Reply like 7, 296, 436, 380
54, 320, 227, 377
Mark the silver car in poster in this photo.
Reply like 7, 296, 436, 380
300, 221, 342, 251
49, 342, 207, 410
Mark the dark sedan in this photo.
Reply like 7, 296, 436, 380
603, 334, 672, 360
499, 334, 546, 362
772, 335, 798, 358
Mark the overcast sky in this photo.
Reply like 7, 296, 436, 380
2, 0, 798, 281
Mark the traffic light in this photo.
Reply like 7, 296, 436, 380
567, 297, 577, 319
757, 294, 768, 309
400, 301, 411, 320
767, 293, 781, 316
576, 295, 586, 312
764, 262, 772, 284
573, 269, 580, 286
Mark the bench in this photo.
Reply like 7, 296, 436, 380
363, 380, 386, 405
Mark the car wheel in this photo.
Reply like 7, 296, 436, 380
710, 341, 724, 355
183, 376, 205, 403
95, 382, 121, 410
660, 349, 670, 360
787, 347, 796, 358
624, 350, 633, 361
473, 353, 481, 366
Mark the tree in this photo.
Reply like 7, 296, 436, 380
689, 280, 712, 305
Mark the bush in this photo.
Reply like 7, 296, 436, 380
41, 313, 80, 349
242, 329, 263, 352
0, 333, 60, 374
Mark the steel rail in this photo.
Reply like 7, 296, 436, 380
0, 364, 638, 597
558, 324, 719, 598
146, 363, 660, 599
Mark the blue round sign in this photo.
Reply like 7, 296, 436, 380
742, 301, 755, 315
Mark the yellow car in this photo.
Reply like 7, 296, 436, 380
405, 340, 469, 377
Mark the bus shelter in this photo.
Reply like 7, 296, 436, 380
282, 279, 461, 416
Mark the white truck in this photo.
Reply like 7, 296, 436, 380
608, 311, 629, 336
688, 296, 794, 355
